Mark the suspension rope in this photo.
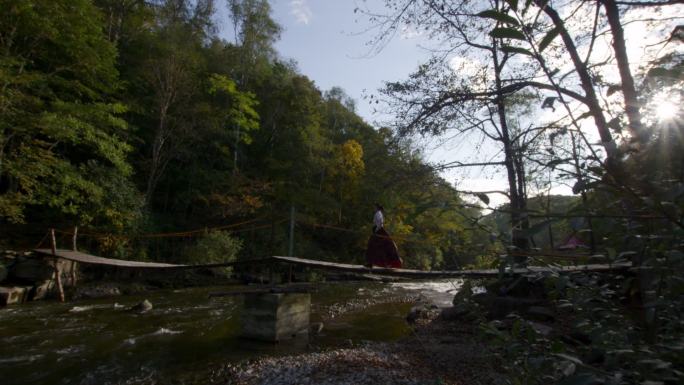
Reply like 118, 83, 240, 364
33, 231, 49, 249
52, 216, 274, 240
301, 219, 437, 246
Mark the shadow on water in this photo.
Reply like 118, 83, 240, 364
0, 281, 456, 385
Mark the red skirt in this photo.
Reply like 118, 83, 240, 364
365, 227, 402, 268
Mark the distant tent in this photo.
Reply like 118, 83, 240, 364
558, 234, 588, 250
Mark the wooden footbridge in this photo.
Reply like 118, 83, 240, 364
34, 248, 631, 279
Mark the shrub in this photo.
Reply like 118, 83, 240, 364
184, 231, 242, 269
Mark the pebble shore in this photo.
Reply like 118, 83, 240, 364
219, 344, 436, 385
210, 311, 504, 385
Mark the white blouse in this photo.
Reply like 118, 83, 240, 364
373, 210, 384, 229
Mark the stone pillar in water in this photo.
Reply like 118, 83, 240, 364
241, 292, 311, 342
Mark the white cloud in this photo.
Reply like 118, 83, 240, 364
290, 0, 313, 25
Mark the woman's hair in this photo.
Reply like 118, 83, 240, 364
375, 203, 384, 211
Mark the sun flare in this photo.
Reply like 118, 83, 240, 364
656, 100, 678, 122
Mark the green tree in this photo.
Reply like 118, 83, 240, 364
0, 0, 141, 227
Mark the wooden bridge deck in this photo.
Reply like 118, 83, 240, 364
270, 256, 631, 278
33, 249, 631, 278
34, 249, 186, 268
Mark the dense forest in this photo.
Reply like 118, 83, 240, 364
1, 0, 682, 272
1, 1, 683, 384
0, 0, 494, 270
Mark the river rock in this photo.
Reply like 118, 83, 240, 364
10, 258, 55, 282
1, 250, 18, 265
526, 321, 553, 336
452, 280, 474, 306
0, 286, 31, 306
31, 280, 55, 301
439, 303, 472, 321
406, 305, 429, 323
130, 299, 153, 313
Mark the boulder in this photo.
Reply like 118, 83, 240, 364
0, 286, 31, 306
31, 280, 54, 301
10, 258, 55, 282
439, 304, 472, 321
130, 299, 153, 313
526, 321, 553, 336
406, 304, 430, 323
0, 250, 18, 266
452, 280, 474, 306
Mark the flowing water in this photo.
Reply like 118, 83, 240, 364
0, 280, 461, 385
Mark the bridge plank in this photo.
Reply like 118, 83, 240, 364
270, 256, 631, 278
34, 249, 185, 268
33, 249, 631, 277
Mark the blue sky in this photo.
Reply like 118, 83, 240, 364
219, 0, 429, 125
272, 0, 429, 125
213, 1, 682, 208
214, 0, 515, 206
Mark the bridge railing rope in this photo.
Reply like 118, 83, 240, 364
39, 212, 599, 270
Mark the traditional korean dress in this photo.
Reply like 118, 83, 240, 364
365, 210, 402, 268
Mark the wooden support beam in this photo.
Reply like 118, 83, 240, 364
50, 229, 65, 303
70, 226, 78, 287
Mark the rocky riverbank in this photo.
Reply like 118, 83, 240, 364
207, 308, 505, 385
196, 275, 569, 385
217, 269, 684, 385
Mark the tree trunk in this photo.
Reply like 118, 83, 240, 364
537, 1, 617, 159
492, 37, 529, 254
602, 0, 646, 143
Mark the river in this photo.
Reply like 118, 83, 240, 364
0, 280, 461, 385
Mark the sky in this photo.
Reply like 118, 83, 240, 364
263, 0, 429, 123
217, 0, 427, 123
214, 0, 523, 206
213, 0, 681, 208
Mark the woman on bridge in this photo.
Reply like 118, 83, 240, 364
365, 204, 402, 268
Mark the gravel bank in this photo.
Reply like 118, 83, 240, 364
211, 313, 505, 385
217, 344, 435, 385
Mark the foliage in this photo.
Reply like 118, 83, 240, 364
479, 248, 684, 385
208, 74, 260, 145
483, 195, 581, 250
184, 231, 243, 267
0, 0, 487, 272
0, 0, 139, 227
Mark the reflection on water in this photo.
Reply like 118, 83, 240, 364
0, 280, 458, 385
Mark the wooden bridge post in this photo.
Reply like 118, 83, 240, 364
72, 226, 78, 251
50, 229, 65, 303
70, 226, 78, 286
241, 292, 311, 342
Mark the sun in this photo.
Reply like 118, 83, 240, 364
656, 100, 678, 122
